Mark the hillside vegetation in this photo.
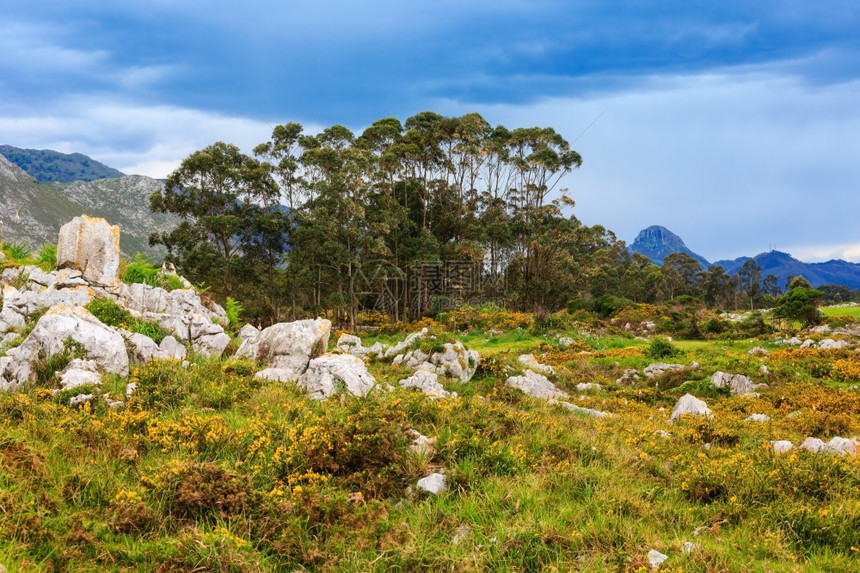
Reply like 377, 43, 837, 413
1, 289, 859, 571
0, 145, 124, 183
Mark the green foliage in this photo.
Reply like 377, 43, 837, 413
225, 296, 243, 331
1, 241, 34, 266
35, 243, 57, 271
774, 287, 824, 326
32, 339, 87, 386
85, 297, 171, 344
647, 336, 678, 359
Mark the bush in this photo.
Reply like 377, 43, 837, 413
647, 337, 678, 359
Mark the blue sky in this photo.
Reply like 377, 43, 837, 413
1, 1, 859, 262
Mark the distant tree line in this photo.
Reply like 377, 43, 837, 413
148, 112, 859, 327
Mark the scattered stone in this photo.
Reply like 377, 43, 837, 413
506, 370, 568, 400
682, 542, 697, 555
575, 382, 603, 392
159, 336, 187, 360
69, 393, 95, 407
384, 328, 429, 358
237, 324, 260, 340
810, 325, 832, 334
647, 549, 668, 569
416, 472, 447, 495
393, 340, 479, 382
58, 360, 102, 390
654, 430, 672, 438
125, 382, 137, 399
745, 413, 771, 423
670, 394, 712, 421
799, 437, 825, 453
617, 368, 640, 385
407, 429, 436, 457
558, 400, 612, 418
644, 363, 685, 378
772, 440, 794, 453
56, 215, 120, 286
518, 353, 555, 375
294, 353, 375, 400
558, 336, 575, 347
818, 338, 849, 349
800, 339, 815, 349
760, 365, 769, 374
710, 371, 765, 396
747, 346, 769, 356
399, 369, 452, 398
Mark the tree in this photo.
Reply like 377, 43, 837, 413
737, 259, 762, 310
150, 141, 279, 297
773, 287, 823, 327
661, 252, 702, 300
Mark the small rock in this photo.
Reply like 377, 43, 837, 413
647, 548, 668, 569
417, 472, 447, 495
506, 370, 568, 400
670, 394, 712, 421
745, 413, 771, 423
518, 353, 555, 375
644, 363, 685, 378
747, 346, 769, 356
69, 393, 95, 407
682, 542, 697, 555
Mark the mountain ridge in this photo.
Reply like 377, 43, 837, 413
0, 145, 124, 183
628, 225, 710, 268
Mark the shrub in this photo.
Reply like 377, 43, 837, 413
86, 298, 134, 327
225, 296, 243, 331
35, 243, 57, 271
647, 337, 678, 359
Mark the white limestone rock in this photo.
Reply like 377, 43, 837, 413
237, 318, 331, 379
575, 382, 603, 392
747, 346, 769, 356
394, 340, 479, 382
818, 338, 849, 350
384, 328, 428, 358
518, 353, 555, 375
772, 440, 794, 453
158, 336, 187, 360
58, 359, 102, 390
506, 370, 569, 400
558, 400, 611, 418
399, 369, 451, 398
644, 363, 685, 378
745, 413, 771, 423
647, 549, 668, 569
416, 472, 447, 495
237, 324, 260, 340
296, 353, 375, 400
0, 305, 128, 389
670, 394, 712, 421
710, 371, 764, 396
56, 215, 121, 286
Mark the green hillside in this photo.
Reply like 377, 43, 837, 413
0, 145, 124, 183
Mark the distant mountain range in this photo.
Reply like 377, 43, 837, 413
0, 145, 124, 183
630, 225, 860, 291
0, 152, 176, 257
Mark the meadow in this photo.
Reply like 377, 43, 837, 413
0, 305, 859, 572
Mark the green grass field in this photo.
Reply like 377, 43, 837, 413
822, 305, 860, 319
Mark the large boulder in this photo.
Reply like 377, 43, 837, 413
711, 371, 764, 396
0, 305, 128, 389
237, 318, 331, 380
295, 354, 375, 400
56, 215, 121, 286
399, 369, 452, 398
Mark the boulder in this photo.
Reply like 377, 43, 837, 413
747, 346, 769, 356
158, 336, 187, 360
818, 338, 849, 350
58, 359, 102, 390
647, 549, 668, 570
393, 340, 479, 382
336, 333, 386, 359
745, 413, 771, 423
644, 363, 685, 378
710, 371, 764, 396
407, 429, 436, 457
384, 328, 428, 358
518, 354, 555, 375
0, 305, 128, 389
123, 331, 163, 363
772, 440, 794, 453
558, 400, 611, 418
670, 394, 712, 421
237, 318, 331, 379
237, 324, 260, 340
56, 215, 120, 286
506, 370, 568, 400
295, 353, 375, 400
399, 369, 451, 398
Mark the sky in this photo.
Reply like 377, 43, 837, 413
1, 1, 859, 263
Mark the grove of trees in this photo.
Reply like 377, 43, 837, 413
149, 111, 855, 327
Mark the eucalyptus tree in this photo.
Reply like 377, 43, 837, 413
149, 141, 279, 298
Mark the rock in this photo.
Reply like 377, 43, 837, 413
399, 370, 451, 398
384, 328, 428, 358
336, 333, 386, 359
647, 549, 668, 569
125, 382, 137, 399
187, 314, 231, 357
575, 382, 602, 392
393, 340, 479, 382
644, 363, 685, 378
506, 370, 569, 400
682, 542, 697, 555
710, 371, 764, 396
782, 337, 802, 346
237, 324, 260, 340
811, 325, 832, 334
617, 368, 640, 385
748, 346, 769, 356
558, 336, 575, 348
56, 215, 121, 286
518, 353, 555, 375
416, 472, 447, 495
69, 393, 95, 407
0, 305, 128, 389
670, 394, 712, 421
123, 331, 162, 363
1, 284, 96, 329
558, 400, 612, 418
818, 338, 849, 349
745, 413, 771, 423
760, 365, 769, 374
772, 440, 794, 453
237, 318, 331, 379
159, 336, 187, 360
654, 430, 672, 438
800, 339, 815, 349
824, 436, 859, 456
336, 333, 362, 348
407, 429, 436, 457
799, 437, 825, 453
295, 354, 375, 400
58, 360, 102, 390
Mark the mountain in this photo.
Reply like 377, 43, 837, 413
629, 225, 710, 268
714, 250, 860, 291
0, 154, 177, 257
0, 145, 124, 183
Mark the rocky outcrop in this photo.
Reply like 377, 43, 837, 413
506, 370, 568, 400
0, 305, 129, 390
392, 340, 478, 383
56, 215, 121, 286
295, 354, 375, 400
398, 370, 452, 398
710, 371, 765, 396
237, 318, 331, 380
518, 354, 555, 375
644, 363, 686, 378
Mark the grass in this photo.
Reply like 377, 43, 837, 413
822, 305, 860, 319
0, 314, 859, 571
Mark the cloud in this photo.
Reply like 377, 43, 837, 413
0, 98, 324, 178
